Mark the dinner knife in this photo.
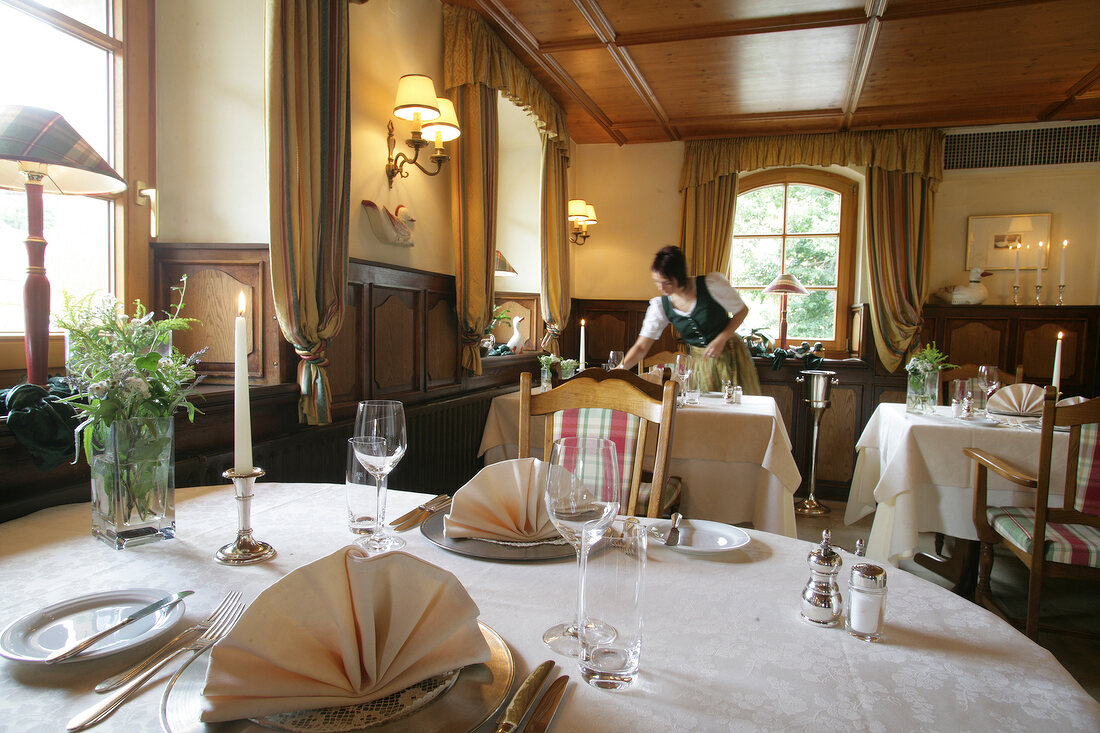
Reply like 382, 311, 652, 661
389, 494, 448, 528
524, 674, 568, 733
665, 512, 682, 546
393, 498, 452, 532
493, 659, 554, 733
45, 590, 193, 664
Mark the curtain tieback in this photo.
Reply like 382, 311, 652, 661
294, 339, 330, 368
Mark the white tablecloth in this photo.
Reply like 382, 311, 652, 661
845, 403, 1068, 564
479, 391, 801, 537
1, 484, 1096, 731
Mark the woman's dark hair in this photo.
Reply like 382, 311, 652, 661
651, 246, 688, 288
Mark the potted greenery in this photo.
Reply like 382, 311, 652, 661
480, 305, 510, 355
905, 342, 956, 415
56, 276, 205, 549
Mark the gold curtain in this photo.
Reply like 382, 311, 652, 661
265, 0, 350, 424
449, 83, 498, 374
540, 135, 570, 354
866, 168, 936, 372
678, 145, 738, 275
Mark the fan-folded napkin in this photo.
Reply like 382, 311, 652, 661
987, 383, 1045, 416
199, 549, 490, 722
443, 458, 558, 541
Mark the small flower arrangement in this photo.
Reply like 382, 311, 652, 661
56, 276, 206, 462
537, 354, 559, 371
905, 342, 956, 375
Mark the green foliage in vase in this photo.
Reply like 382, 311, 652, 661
905, 342, 957, 373
537, 354, 559, 371
55, 276, 207, 464
484, 305, 510, 335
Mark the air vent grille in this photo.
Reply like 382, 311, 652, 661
944, 124, 1100, 169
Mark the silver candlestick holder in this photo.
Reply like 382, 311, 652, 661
216, 466, 277, 565
1012, 284, 1020, 306
1034, 284, 1043, 305
1057, 284, 1065, 305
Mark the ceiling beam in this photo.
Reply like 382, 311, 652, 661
1041, 62, 1100, 120
840, 0, 887, 130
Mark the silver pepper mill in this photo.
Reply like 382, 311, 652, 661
800, 529, 844, 626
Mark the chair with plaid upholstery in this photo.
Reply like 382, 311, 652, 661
964, 385, 1100, 639
518, 367, 678, 518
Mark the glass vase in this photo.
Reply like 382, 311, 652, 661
905, 367, 939, 415
540, 367, 553, 392
90, 417, 176, 549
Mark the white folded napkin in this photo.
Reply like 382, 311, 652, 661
199, 549, 490, 722
987, 383, 1045, 416
443, 458, 559, 541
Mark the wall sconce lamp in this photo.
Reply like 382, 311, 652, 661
385, 74, 461, 188
762, 272, 809, 350
568, 198, 597, 245
0, 105, 126, 385
494, 250, 518, 278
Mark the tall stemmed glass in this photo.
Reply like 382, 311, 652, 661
347, 400, 407, 554
543, 436, 621, 656
977, 366, 1001, 413
674, 353, 693, 385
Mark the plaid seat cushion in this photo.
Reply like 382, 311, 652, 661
1074, 423, 1100, 514
552, 408, 641, 499
987, 506, 1100, 568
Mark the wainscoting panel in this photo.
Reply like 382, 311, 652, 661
372, 287, 420, 398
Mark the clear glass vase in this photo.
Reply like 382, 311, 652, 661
540, 367, 553, 392
90, 417, 176, 549
905, 366, 939, 415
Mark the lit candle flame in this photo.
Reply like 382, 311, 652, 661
1058, 331, 1064, 340
238, 291, 246, 317
581, 319, 586, 326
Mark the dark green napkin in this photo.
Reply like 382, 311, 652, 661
1, 378, 78, 472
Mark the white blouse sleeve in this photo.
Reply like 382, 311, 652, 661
704, 273, 746, 315
638, 297, 670, 340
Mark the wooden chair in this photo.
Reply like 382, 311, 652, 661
519, 367, 678, 517
638, 349, 685, 375
939, 363, 1024, 406
964, 386, 1100, 639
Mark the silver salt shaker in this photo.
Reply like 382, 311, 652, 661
846, 562, 887, 641
800, 529, 843, 626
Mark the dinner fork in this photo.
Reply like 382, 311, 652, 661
66, 601, 245, 732
93, 590, 243, 692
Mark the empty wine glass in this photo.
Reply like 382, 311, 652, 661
674, 353, 693, 385
543, 436, 621, 657
977, 366, 1001, 412
608, 350, 625, 369
346, 400, 407, 554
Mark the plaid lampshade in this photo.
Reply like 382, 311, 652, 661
0, 105, 126, 195
763, 272, 809, 295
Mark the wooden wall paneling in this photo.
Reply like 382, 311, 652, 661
425, 288, 461, 391
940, 317, 1009, 368
759, 382, 795, 443
586, 311, 631, 366
1018, 318, 1084, 386
816, 385, 859, 483
371, 285, 421, 399
326, 282, 365, 411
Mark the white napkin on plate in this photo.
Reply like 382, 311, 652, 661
199, 549, 490, 722
987, 383, 1045, 416
443, 458, 558, 541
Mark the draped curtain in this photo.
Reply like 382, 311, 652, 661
448, 83, 498, 373
265, 0, 351, 425
444, 4, 571, 370
678, 128, 943, 368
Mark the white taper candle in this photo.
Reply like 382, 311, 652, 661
234, 291, 254, 473
1052, 332, 1063, 394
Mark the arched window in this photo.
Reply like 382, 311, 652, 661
729, 169, 857, 356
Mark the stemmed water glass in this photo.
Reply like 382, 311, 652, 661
674, 353, 693, 384
977, 366, 1001, 412
542, 436, 621, 656
608, 350, 625, 370
346, 400, 407, 554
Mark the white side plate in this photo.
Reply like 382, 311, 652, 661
649, 518, 750, 554
0, 588, 185, 663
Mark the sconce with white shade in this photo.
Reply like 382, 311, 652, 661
385, 74, 461, 188
568, 198, 597, 245
762, 272, 809, 350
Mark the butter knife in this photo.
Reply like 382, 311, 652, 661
46, 590, 193, 664
389, 494, 448, 528
493, 659, 553, 733
665, 512, 682, 546
525, 674, 568, 733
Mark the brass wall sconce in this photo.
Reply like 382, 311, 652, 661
385, 74, 461, 188
568, 198, 597, 245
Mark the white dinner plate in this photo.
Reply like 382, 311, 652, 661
1023, 422, 1070, 433
958, 415, 1002, 427
0, 587, 186, 663
648, 518, 750, 554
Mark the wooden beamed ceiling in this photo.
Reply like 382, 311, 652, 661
452, 0, 1100, 144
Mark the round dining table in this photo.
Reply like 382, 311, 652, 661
0, 482, 1096, 732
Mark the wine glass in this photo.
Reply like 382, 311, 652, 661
543, 436, 621, 656
608, 350, 625, 370
346, 400, 407, 554
674, 353, 693, 385
977, 366, 1001, 412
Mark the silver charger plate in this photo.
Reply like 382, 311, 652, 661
0, 587, 185, 663
161, 622, 515, 733
419, 511, 574, 562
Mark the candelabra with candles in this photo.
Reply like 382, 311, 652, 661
1035, 284, 1043, 305
794, 370, 839, 516
1058, 284, 1065, 306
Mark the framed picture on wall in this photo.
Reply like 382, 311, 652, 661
965, 213, 1052, 270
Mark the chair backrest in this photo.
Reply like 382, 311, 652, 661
1033, 387, 1100, 543
638, 349, 684, 375
939, 363, 1022, 405
519, 367, 678, 517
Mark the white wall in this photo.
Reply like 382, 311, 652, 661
156, 0, 268, 243
495, 94, 543, 293
930, 164, 1100, 305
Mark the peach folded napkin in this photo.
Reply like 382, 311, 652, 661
443, 458, 559, 541
987, 383, 1045, 416
199, 549, 490, 722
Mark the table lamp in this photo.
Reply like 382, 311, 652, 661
0, 106, 126, 385
762, 272, 809, 350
